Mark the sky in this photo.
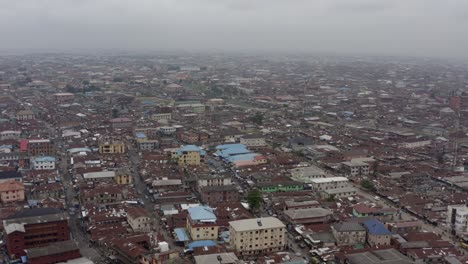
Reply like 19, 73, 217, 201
0, 0, 467, 57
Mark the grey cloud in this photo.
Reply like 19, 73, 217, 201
0, 0, 467, 58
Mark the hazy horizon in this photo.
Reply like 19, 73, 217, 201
1, 0, 467, 59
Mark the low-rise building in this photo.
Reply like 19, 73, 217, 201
240, 134, 266, 148
363, 219, 392, 247
25, 240, 81, 264
284, 207, 333, 225
31, 156, 56, 170
229, 217, 285, 256
342, 160, 370, 177
331, 221, 366, 246
310, 177, 349, 192
27, 139, 55, 156
16, 110, 35, 120
321, 187, 357, 199
99, 140, 125, 154
176, 145, 206, 166
290, 166, 327, 182
186, 206, 218, 241
200, 185, 240, 205
0, 181, 25, 203
127, 207, 152, 232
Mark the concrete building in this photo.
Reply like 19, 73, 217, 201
321, 187, 357, 199
363, 219, 392, 247
115, 169, 133, 185
186, 206, 218, 241
30, 156, 56, 170
99, 141, 125, 154
290, 166, 327, 183
240, 134, 266, 148
284, 208, 333, 225
127, 207, 152, 232
200, 185, 240, 205
25, 240, 81, 264
0, 130, 21, 140
137, 139, 159, 152
310, 177, 349, 192
342, 160, 370, 177
229, 217, 285, 256
152, 112, 172, 122
447, 204, 468, 235
26, 139, 55, 156
16, 110, 35, 121
3, 208, 70, 258
331, 221, 366, 246
176, 145, 206, 166
0, 181, 25, 203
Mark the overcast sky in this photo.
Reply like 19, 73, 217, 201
0, 0, 467, 57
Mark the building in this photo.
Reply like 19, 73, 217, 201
27, 139, 55, 156
53, 92, 75, 101
229, 217, 285, 256
152, 112, 172, 122
110, 117, 133, 130
331, 221, 366, 246
197, 175, 232, 189
0, 171, 22, 183
321, 187, 357, 199
0, 181, 25, 203
3, 208, 70, 258
16, 110, 35, 120
343, 248, 415, 264
240, 134, 266, 148
363, 219, 392, 247
186, 206, 218, 241
290, 166, 327, 183
83, 171, 116, 183
310, 177, 349, 192
127, 207, 152, 232
176, 145, 206, 166
137, 139, 159, 152
99, 140, 125, 154
447, 204, 468, 235
25, 240, 81, 264
284, 208, 333, 225
194, 252, 239, 264
115, 169, 133, 185
341, 160, 370, 177
200, 185, 240, 205
0, 130, 21, 140
30, 156, 56, 170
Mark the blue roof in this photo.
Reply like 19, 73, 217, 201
227, 153, 259, 163
215, 144, 250, 158
216, 143, 245, 150
0, 145, 13, 149
33, 156, 56, 162
177, 145, 206, 156
363, 219, 392, 235
174, 228, 190, 242
188, 240, 217, 250
187, 206, 216, 221
135, 132, 147, 138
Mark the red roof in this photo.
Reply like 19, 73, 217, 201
20, 139, 28, 152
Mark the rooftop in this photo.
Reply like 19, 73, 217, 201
229, 217, 285, 232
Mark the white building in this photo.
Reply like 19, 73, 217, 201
30, 156, 56, 170
240, 135, 266, 148
290, 166, 327, 183
310, 177, 349, 192
152, 113, 172, 122
342, 160, 370, 177
447, 204, 468, 235
0, 130, 21, 140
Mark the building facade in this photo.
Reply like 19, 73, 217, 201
229, 217, 285, 256
0, 181, 25, 203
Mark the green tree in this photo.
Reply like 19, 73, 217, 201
326, 194, 336, 202
111, 108, 119, 118
361, 179, 376, 191
247, 189, 262, 212
250, 112, 264, 125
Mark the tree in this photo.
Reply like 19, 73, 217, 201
361, 179, 376, 191
247, 189, 262, 212
326, 194, 336, 202
250, 112, 264, 125
111, 108, 119, 118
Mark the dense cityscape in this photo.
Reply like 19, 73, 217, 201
0, 53, 465, 264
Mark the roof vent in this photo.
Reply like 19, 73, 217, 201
257, 219, 262, 227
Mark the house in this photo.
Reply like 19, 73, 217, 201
99, 140, 125, 154
0, 171, 22, 183
186, 206, 218, 241
115, 169, 133, 185
110, 117, 133, 130
53, 92, 75, 101
321, 187, 357, 199
30, 156, 56, 170
127, 207, 152, 232
352, 203, 396, 218
200, 185, 240, 205
363, 219, 392, 247
176, 145, 206, 166
240, 134, 266, 148
3, 208, 70, 258
137, 139, 159, 152
16, 110, 35, 120
229, 217, 285, 256
290, 166, 327, 183
284, 208, 333, 225
0, 181, 25, 203
331, 221, 366, 246
27, 139, 55, 156
310, 177, 349, 192
341, 160, 370, 177
25, 240, 81, 264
